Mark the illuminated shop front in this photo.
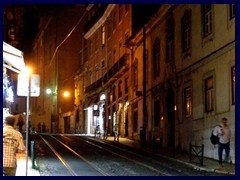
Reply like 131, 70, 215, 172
84, 94, 106, 135
3, 42, 25, 120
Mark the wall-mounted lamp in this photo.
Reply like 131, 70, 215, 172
174, 105, 177, 111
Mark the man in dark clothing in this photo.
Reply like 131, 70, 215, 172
17, 115, 24, 134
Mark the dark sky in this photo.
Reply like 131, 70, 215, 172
16, 5, 73, 57
20, 6, 40, 55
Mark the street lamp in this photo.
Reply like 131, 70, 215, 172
25, 66, 31, 176
46, 88, 52, 95
46, 88, 57, 96
63, 91, 70, 98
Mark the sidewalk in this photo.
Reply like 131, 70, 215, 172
16, 152, 40, 176
101, 136, 235, 176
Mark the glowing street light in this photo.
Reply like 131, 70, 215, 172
63, 91, 70, 98
46, 88, 52, 95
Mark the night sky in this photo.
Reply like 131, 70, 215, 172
15, 5, 72, 57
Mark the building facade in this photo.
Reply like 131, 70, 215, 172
31, 4, 235, 162
127, 4, 235, 162
32, 5, 86, 133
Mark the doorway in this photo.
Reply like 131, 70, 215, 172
166, 86, 175, 147
64, 116, 70, 133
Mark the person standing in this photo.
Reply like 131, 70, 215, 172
3, 115, 25, 176
17, 114, 24, 134
215, 117, 232, 167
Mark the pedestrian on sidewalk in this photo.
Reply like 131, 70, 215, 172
3, 114, 25, 176
215, 117, 232, 168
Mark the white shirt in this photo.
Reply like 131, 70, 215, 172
213, 124, 231, 144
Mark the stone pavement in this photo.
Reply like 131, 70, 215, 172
101, 136, 235, 176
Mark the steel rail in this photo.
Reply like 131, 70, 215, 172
39, 134, 78, 176
42, 134, 109, 176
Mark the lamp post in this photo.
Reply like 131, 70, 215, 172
25, 67, 31, 176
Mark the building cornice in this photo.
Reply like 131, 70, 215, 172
84, 4, 116, 39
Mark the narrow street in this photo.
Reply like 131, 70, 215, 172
30, 134, 233, 176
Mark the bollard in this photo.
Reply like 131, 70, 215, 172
30, 141, 35, 169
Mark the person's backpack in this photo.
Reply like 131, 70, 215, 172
210, 125, 221, 145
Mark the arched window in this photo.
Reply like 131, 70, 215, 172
181, 9, 191, 57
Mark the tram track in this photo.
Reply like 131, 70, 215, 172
38, 134, 109, 176
34, 134, 223, 176
37, 134, 170, 175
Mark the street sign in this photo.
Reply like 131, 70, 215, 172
17, 74, 40, 97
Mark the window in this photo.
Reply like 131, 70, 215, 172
83, 39, 88, 61
133, 61, 138, 89
125, 77, 129, 93
153, 38, 160, 79
166, 34, 174, 63
230, 4, 235, 20
205, 76, 214, 112
118, 80, 122, 98
154, 100, 160, 126
113, 85, 116, 102
113, 11, 116, 30
202, 4, 213, 37
184, 86, 192, 117
113, 48, 116, 63
95, 64, 100, 80
231, 66, 235, 105
89, 68, 93, 84
108, 89, 111, 103
181, 10, 191, 56
107, 18, 112, 36
101, 25, 105, 47
119, 40, 123, 57
102, 60, 105, 68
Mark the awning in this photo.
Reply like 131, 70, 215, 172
3, 41, 25, 73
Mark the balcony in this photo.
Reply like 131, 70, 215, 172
85, 53, 129, 94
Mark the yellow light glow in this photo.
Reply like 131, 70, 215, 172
63, 91, 69, 97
